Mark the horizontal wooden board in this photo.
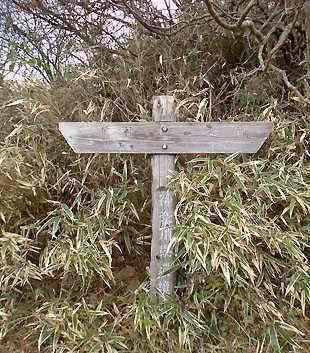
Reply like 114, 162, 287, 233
59, 121, 272, 154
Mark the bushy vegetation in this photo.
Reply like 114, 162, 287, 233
0, 1, 310, 352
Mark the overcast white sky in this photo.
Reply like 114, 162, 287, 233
154, 0, 177, 11
5, 0, 178, 81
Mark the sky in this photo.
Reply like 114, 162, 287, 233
4, 0, 178, 81
154, 0, 176, 10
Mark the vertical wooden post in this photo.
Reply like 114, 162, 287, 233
150, 96, 176, 299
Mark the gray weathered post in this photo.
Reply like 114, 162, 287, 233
59, 95, 272, 300
150, 96, 176, 299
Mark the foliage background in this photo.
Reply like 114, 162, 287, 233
0, 1, 309, 352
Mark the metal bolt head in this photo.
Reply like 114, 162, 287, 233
162, 126, 168, 133
162, 144, 168, 150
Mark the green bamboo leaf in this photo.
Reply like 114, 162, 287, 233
267, 326, 281, 353
52, 216, 61, 238
196, 98, 208, 120
5, 99, 27, 107
38, 324, 53, 351
220, 260, 231, 287
63, 204, 75, 221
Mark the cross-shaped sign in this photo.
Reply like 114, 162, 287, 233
59, 96, 272, 300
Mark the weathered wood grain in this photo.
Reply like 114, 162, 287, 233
150, 96, 176, 299
59, 121, 272, 154
58, 95, 273, 301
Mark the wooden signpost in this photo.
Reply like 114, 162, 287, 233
59, 96, 272, 300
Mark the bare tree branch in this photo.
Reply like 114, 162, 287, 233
204, 0, 309, 105
203, 0, 257, 31
271, 65, 310, 104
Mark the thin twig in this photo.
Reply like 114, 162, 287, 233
204, 0, 309, 105
236, 0, 257, 27
271, 65, 310, 104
